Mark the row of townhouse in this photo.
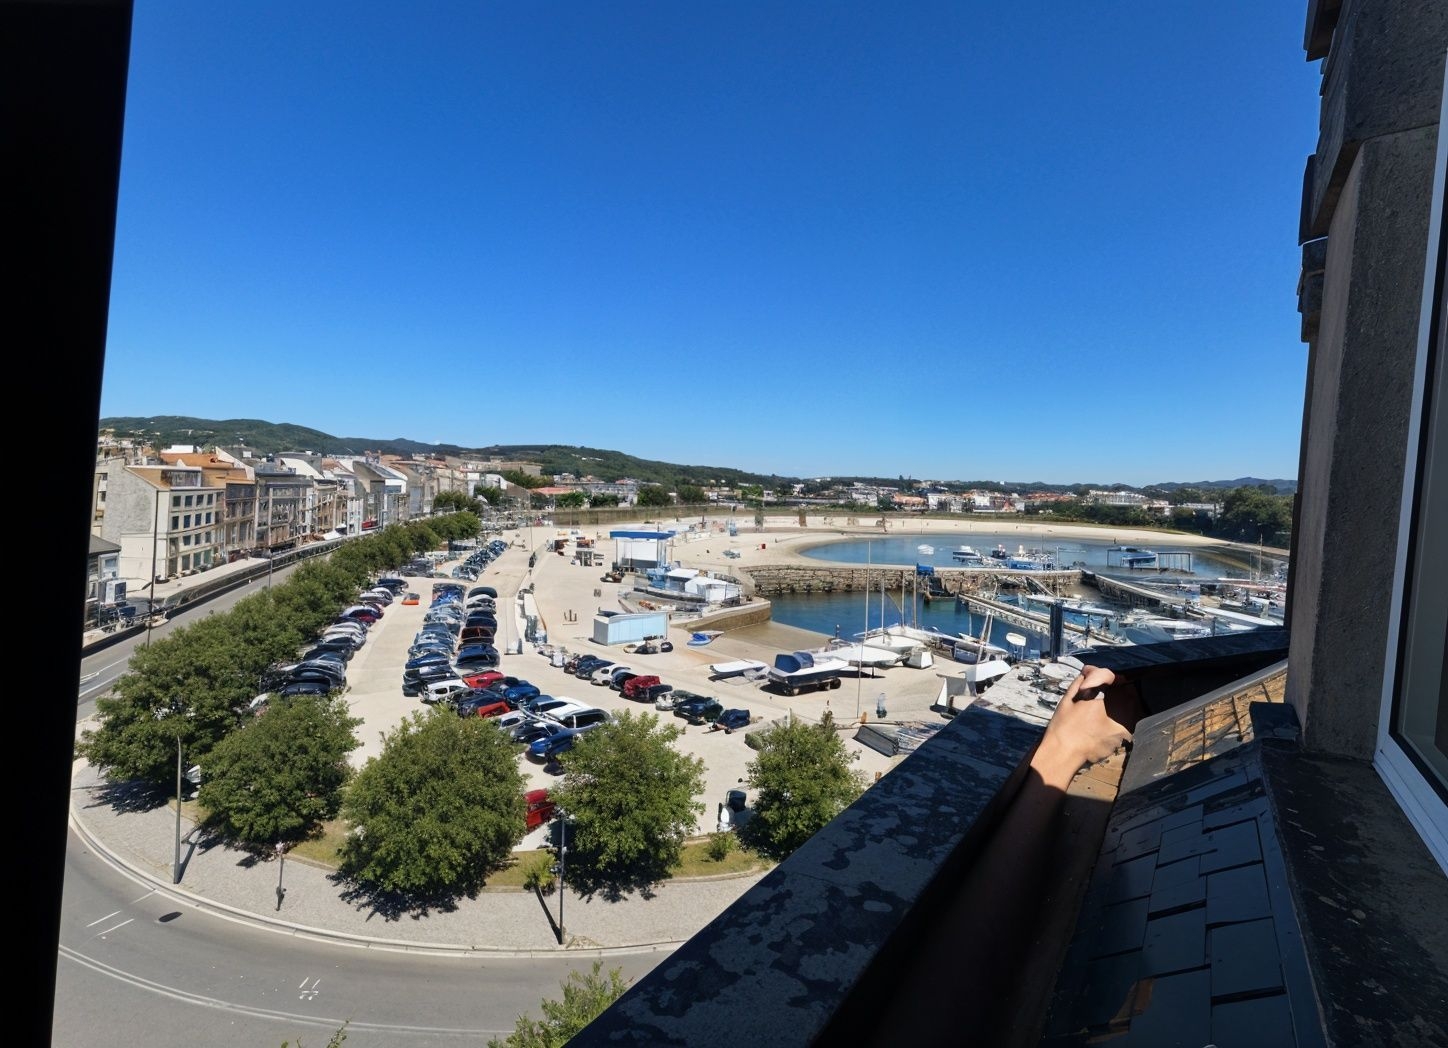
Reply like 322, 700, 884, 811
89, 443, 530, 597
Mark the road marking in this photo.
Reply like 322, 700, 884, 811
298, 976, 321, 1001
85, 909, 124, 928
94, 917, 135, 938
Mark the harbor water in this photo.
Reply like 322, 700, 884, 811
771, 532, 1266, 654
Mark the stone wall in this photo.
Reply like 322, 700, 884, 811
739, 563, 1079, 597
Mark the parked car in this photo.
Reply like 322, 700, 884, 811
461, 669, 506, 691
405, 650, 453, 671
659, 688, 706, 712
278, 679, 335, 699
511, 719, 568, 748
401, 591, 421, 605
571, 655, 611, 678
530, 697, 594, 722
339, 604, 381, 623
527, 724, 598, 763
453, 644, 501, 670
423, 678, 473, 706
453, 695, 510, 720
402, 662, 459, 696
302, 640, 354, 662
673, 694, 723, 723
459, 626, 497, 646
711, 708, 752, 733
468, 585, 498, 600
547, 707, 613, 731
621, 675, 662, 701
609, 670, 640, 692
491, 709, 533, 735
375, 577, 408, 594
588, 663, 625, 686
524, 788, 556, 830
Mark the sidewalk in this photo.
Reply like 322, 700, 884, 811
69, 755, 764, 956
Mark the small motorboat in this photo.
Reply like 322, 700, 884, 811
687, 630, 724, 647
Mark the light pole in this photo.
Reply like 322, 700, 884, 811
275, 842, 287, 910
154, 699, 187, 884
146, 486, 162, 647
173, 732, 183, 884
552, 816, 569, 944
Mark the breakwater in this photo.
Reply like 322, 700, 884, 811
740, 563, 1081, 597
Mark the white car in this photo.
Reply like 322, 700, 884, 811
423, 678, 471, 706
530, 697, 594, 722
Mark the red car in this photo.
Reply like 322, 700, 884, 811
461, 670, 505, 690
525, 788, 556, 830
621, 674, 662, 701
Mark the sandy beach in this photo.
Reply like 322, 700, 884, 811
658, 512, 1231, 578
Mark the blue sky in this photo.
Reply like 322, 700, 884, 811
101, 3, 1321, 487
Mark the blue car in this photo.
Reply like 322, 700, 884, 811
527, 724, 597, 763
713, 708, 752, 733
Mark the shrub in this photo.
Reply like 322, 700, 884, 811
706, 831, 737, 862
521, 852, 556, 895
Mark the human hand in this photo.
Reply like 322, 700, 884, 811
1031, 665, 1138, 790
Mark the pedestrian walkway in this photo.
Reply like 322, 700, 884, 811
69, 755, 764, 956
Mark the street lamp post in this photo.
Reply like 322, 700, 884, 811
173, 732, 183, 884
552, 816, 569, 944
275, 842, 287, 910
147, 486, 162, 647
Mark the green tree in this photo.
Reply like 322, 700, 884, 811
556, 491, 587, 509
738, 716, 868, 861
675, 484, 706, 505
588, 492, 620, 508
198, 694, 361, 848
634, 484, 672, 508
548, 711, 705, 895
475, 484, 506, 505
502, 469, 547, 489
485, 960, 632, 1048
1216, 486, 1294, 545
339, 711, 527, 898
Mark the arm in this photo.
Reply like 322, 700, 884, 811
870, 666, 1141, 1046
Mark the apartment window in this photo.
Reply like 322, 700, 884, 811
171, 515, 179, 530
1379, 62, 1448, 876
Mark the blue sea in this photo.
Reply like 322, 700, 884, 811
768, 531, 1265, 652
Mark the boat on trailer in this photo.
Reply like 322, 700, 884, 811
766, 650, 851, 696
709, 658, 768, 679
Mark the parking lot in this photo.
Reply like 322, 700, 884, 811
335, 528, 944, 845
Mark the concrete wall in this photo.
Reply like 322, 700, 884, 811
1288, 2, 1446, 759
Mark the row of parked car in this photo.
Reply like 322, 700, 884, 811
414, 669, 618, 770
558, 653, 752, 733
256, 577, 409, 706
401, 579, 505, 695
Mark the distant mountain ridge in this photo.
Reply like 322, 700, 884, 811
98, 415, 1296, 494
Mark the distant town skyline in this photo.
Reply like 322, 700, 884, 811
99, 4, 1319, 486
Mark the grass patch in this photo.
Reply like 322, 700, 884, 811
277, 822, 772, 888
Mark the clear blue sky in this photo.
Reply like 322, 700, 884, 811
101, 2, 1321, 487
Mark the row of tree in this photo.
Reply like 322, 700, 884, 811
1036, 484, 1295, 545
78, 514, 869, 906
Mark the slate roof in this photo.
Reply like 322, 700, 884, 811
1040, 662, 1328, 1046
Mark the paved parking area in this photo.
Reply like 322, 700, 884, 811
342, 529, 951, 839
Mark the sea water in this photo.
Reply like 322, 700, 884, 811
770, 531, 1253, 652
